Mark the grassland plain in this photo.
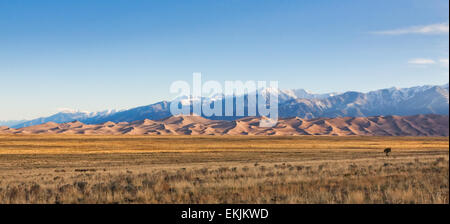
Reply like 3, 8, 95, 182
0, 135, 448, 204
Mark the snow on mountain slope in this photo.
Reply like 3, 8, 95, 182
11, 109, 119, 128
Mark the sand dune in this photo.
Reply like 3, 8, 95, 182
0, 114, 448, 136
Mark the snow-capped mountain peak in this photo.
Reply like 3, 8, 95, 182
3, 83, 448, 128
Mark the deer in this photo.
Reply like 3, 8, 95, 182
384, 148, 391, 157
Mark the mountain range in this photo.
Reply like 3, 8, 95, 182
2, 83, 448, 128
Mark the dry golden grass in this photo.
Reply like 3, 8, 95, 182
0, 135, 448, 204
0, 135, 448, 154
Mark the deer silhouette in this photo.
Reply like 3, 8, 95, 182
384, 148, 391, 157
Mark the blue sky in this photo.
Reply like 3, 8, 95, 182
0, 0, 448, 120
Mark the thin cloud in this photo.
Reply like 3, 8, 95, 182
440, 58, 449, 67
408, 58, 436, 65
373, 22, 449, 35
